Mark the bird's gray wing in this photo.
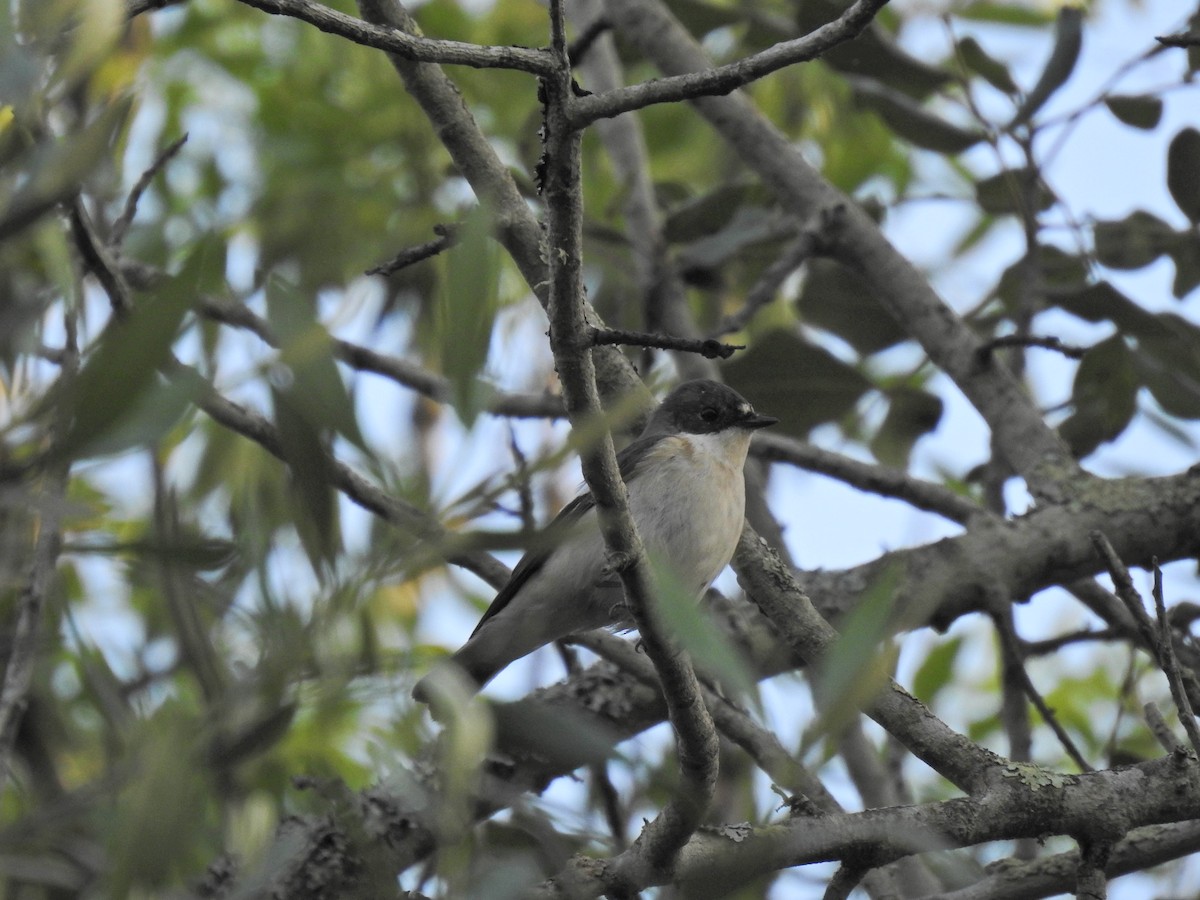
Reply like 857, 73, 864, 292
467, 431, 671, 636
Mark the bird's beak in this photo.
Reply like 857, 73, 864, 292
742, 412, 778, 430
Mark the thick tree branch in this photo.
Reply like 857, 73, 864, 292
533, 747, 1200, 898
538, 13, 717, 890
933, 821, 1200, 900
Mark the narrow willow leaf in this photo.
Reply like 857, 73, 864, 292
1010, 6, 1083, 128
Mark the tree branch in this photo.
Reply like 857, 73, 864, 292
569, 0, 890, 126
603, 0, 1077, 494
537, 11, 717, 890
354, 0, 646, 409
590, 326, 743, 359
234, 0, 555, 73
733, 526, 1002, 792
752, 431, 982, 524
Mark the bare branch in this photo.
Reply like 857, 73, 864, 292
233, 0, 555, 73
568, 0, 890, 126
1092, 533, 1200, 758
111, 133, 188, 249
1156, 32, 1200, 48
590, 326, 743, 359
978, 333, 1088, 361
365, 223, 459, 276
752, 431, 982, 524
539, 16, 716, 890
994, 611, 1093, 772
1151, 559, 1200, 758
710, 229, 816, 338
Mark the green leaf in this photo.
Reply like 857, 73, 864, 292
663, 0, 742, 37
650, 555, 757, 701
1132, 315, 1200, 419
975, 168, 1055, 216
796, 258, 905, 354
958, 1, 1055, 27
662, 183, 753, 244
265, 277, 366, 451
1167, 127, 1200, 223
798, 0, 951, 99
870, 386, 943, 467
722, 329, 870, 437
272, 386, 340, 575
997, 246, 1087, 310
1056, 281, 1165, 337
956, 37, 1018, 94
437, 205, 502, 426
1169, 232, 1200, 298
73, 368, 203, 458
1058, 335, 1139, 457
852, 80, 983, 154
1104, 95, 1163, 131
806, 565, 901, 747
1010, 6, 1083, 128
1093, 210, 1177, 270
912, 636, 964, 704
109, 705, 211, 895
56, 236, 215, 460
0, 97, 132, 240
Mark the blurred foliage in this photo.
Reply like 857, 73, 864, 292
0, 0, 1197, 895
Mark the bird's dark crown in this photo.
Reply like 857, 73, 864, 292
645, 379, 777, 436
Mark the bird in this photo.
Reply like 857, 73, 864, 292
412, 379, 777, 702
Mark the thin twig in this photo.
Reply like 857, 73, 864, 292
200, 296, 564, 418
506, 426, 537, 534
1151, 559, 1200, 757
1022, 627, 1120, 656
977, 334, 1087, 362
710, 229, 816, 338
1090, 532, 1162, 659
590, 326, 743, 359
111, 133, 189, 249
1156, 32, 1200, 48
995, 612, 1093, 772
365, 223, 459, 276
1144, 702, 1185, 754
69, 200, 132, 317
126, 0, 187, 17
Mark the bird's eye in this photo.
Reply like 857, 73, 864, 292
700, 407, 719, 422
